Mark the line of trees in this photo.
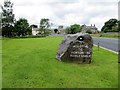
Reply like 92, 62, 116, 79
1, 0, 120, 37
66, 18, 120, 34
1, 0, 51, 37
1, 0, 31, 37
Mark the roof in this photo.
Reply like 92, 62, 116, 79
84, 26, 97, 29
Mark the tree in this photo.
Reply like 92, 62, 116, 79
101, 19, 118, 33
65, 27, 70, 34
70, 24, 81, 34
1, 0, 15, 37
54, 29, 58, 33
14, 18, 30, 36
86, 30, 92, 34
118, 20, 120, 32
65, 24, 81, 34
39, 18, 50, 36
0, 13, 2, 36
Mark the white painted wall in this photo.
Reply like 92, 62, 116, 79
32, 27, 39, 35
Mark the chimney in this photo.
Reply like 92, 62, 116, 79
94, 24, 95, 27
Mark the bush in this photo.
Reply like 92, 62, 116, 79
20, 34, 45, 38
5, 34, 46, 38
100, 34, 102, 37
86, 30, 92, 34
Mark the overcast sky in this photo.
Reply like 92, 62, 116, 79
0, 0, 119, 30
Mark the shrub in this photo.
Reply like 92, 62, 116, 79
86, 30, 92, 34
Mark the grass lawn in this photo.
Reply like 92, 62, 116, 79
0, 38, 2, 89
2, 36, 118, 88
90, 33, 119, 39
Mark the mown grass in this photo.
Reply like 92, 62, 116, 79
0, 39, 2, 89
2, 36, 118, 88
90, 33, 119, 39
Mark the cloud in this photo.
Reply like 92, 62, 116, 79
0, 0, 119, 30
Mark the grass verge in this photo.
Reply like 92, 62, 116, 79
90, 33, 119, 39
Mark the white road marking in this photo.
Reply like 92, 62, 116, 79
94, 44, 118, 54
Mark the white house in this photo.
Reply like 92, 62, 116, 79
32, 27, 39, 35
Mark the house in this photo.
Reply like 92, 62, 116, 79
31, 25, 39, 35
53, 25, 65, 34
32, 27, 39, 35
58, 25, 65, 34
81, 24, 98, 34
31, 25, 65, 35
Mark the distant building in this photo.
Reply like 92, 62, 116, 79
31, 25, 65, 35
52, 25, 65, 34
32, 27, 39, 36
118, 1, 120, 20
58, 25, 65, 34
82, 24, 98, 34
31, 25, 39, 35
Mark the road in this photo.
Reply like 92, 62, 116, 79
93, 37, 119, 52
49, 34, 64, 37
49, 34, 119, 52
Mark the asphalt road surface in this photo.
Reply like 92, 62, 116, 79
49, 34, 64, 37
49, 34, 119, 52
93, 37, 119, 52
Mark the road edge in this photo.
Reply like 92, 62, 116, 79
94, 44, 118, 54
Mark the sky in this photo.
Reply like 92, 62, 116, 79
0, 0, 119, 30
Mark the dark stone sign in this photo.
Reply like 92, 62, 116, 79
56, 33, 93, 63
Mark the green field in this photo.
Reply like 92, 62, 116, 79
0, 38, 2, 89
2, 37, 118, 88
90, 33, 119, 39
